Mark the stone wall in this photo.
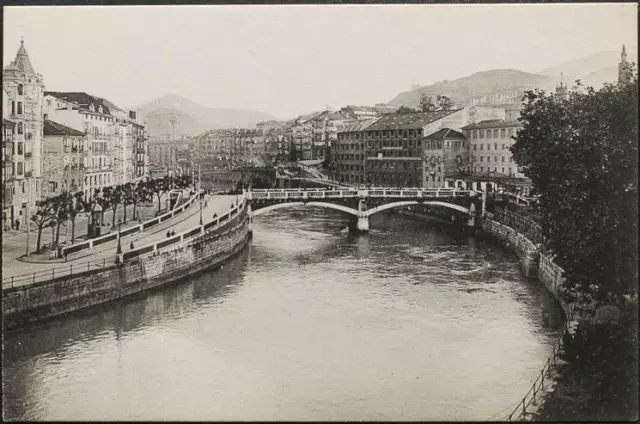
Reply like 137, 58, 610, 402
481, 217, 540, 278
3, 214, 250, 330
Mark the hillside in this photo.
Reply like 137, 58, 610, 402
388, 69, 556, 108
139, 93, 277, 137
539, 49, 637, 88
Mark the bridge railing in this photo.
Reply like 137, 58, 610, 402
492, 208, 543, 245
3, 257, 115, 290
247, 188, 474, 201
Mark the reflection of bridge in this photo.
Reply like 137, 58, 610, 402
246, 188, 483, 232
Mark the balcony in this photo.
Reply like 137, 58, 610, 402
24, 171, 32, 178
24, 151, 32, 158
3, 154, 13, 163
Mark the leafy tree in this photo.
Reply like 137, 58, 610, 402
30, 198, 55, 252
121, 183, 134, 223
437, 95, 454, 110
131, 180, 151, 221
420, 94, 437, 112
51, 192, 70, 246
67, 191, 86, 244
94, 187, 111, 226
396, 105, 417, 114
152, 176, 171, 214
511, 71, 638, 306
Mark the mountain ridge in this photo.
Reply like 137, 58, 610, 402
138, 93, 278, 137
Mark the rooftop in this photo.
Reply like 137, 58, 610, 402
338, 119, 379, 133
461, 119, 521, 130
366, 109, 462, 131
44, 120, 86, 137
424, 128, 466, 140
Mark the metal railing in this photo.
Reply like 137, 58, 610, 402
3, 257, 114, 290
3, 196, 248, 290
60, 190, 201, 258
248, 188, 474, 201
505, 305, 575, 422
492, 208, 542, 245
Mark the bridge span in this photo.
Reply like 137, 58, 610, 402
246, 187, 484, 232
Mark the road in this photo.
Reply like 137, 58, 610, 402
2, 194, 239, 283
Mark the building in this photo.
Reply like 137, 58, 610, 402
42, 120, 88, 198
340, 105, 380, 121
332, 106, 506, 188
310, 110, 350, 160
423, 128, 469, 188
618, 44, 633, 86
455, 119, 528, 192
2, 39, 46, 229
332, 120, 376, 184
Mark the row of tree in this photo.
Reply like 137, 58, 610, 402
30, 175, 194, 253
396, 94, 455, 114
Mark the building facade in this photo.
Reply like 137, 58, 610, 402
2, 40, 45, 229
422, 128, 469, 188
462, 119, 525, 179
42, 120, 88, 198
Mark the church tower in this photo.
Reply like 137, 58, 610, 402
555, 73, 569, 100
618, 44, 632, 86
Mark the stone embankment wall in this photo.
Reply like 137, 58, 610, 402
3, 210, 250, 330
481, 217, 571, 317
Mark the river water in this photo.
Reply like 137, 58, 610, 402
2, 208, 564, 421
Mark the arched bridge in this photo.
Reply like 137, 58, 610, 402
246, 187, 483, 232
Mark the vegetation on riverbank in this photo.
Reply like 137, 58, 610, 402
512, 69, 638, 421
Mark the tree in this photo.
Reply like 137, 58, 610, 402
51, 192, 70, 246
30, 198, 55, 252
121, 183, 134, 223
67, 191, 86, 244
511, 72, 638, 306
437, 95, 454, 110
396, 105, 417, 114
152, 176, 171, 214
420, 94, 437, 112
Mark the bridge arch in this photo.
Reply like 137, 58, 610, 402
251, 201, 359, 217
364, 200, 470, 217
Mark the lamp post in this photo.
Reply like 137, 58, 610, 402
198, 163, 203, 225
116, 218, 122, 255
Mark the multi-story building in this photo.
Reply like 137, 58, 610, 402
422, 128, 469, 188
332, 120, 376, 184
460, 119, 526, 189
310, 110, 350, 160
333, 106, 506, 188
2, 92, 17, 230
2, 40, 45, 229
340, 105, 380, 121
42, 120, 88, 198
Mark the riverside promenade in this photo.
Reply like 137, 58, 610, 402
2, 194, 239, 287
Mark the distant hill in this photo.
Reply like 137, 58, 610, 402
538, 49, 637, 88
388, 49, 636, 108
388, 69, 556, 108
138, 93, 277, 137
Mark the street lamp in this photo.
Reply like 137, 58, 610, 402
116, 218, 122, 255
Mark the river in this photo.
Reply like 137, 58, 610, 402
2, 207, 564, 421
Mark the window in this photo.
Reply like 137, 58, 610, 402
501, 129, 506, 138
17, 102, 23, 115
495, 143, 498, 150
493, 129, 498, 138
17, 142, 23, 155
487, 143, 491, 151
487, 156, 490, 162
479, 130, 484, 139
494, 156, 498, 162
17, 122, 23, 135
17, 84, 23, 95
480, 144, 484, 150
502, 168, 505, 173
11, 101, 15, 115
508, 129, 513, 137
480, 167, 484, 172
502, 156, 505, 162
472, 130, 477, 139
473, 144, 477, 151
17, 162, 23, 175
480, 156, 484, 162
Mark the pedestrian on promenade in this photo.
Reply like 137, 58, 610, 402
166, 230, 171, 238
130, 242, 134, 250
171, 230, 176, 237
205, 200, 208, 208
15, 219, 20, 230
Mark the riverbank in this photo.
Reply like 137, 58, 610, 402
2, 199, 251, 331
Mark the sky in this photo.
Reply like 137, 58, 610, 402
3, 4, 637, 120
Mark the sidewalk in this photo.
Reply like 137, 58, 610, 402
2, 195, 237, 283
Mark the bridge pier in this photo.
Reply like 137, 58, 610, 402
356, 214, 369, 233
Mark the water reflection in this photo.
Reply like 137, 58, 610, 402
3, 208, 562, 421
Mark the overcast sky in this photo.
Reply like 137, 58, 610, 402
3, 4, 637, 119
